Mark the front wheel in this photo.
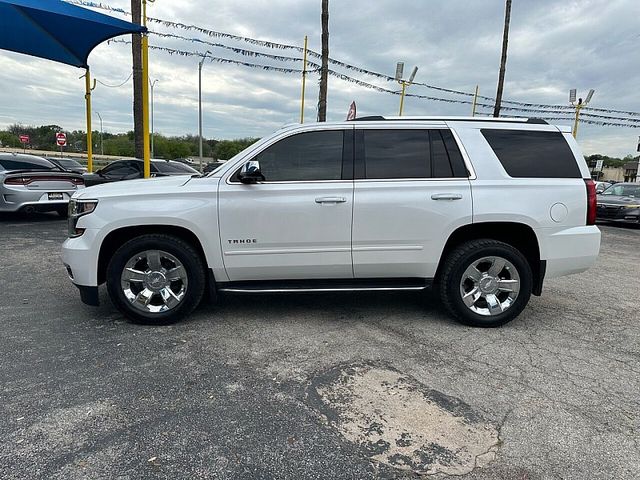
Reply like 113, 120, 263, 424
438, 239, 532, 327
106, 234, 206, 324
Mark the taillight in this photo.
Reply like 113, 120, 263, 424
585, 179, 597, 225
71, 177, 84, 186
4, 176, 27, 185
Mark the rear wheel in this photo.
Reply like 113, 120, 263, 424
106, 234, 206, 324
439, 239, 532, 327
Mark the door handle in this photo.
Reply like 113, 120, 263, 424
315, 197, 347, 204
431, 193, 463, 201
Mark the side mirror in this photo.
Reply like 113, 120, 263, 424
238, 160, 265, 184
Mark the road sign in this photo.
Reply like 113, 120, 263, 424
56, 132, 67, 147
19, 134, 29, 144
595, 159, 604, 171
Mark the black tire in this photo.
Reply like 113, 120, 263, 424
106, 234, 206, 325
438, 239, 532, 328
56, 206, 69, 218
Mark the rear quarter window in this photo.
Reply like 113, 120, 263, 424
481, 129, 581, 178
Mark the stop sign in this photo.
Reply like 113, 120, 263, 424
56, 132, 67, 147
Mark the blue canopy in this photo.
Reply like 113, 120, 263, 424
0, 0, 146, 68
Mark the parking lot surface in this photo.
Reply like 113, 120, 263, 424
1, 215, 638, 479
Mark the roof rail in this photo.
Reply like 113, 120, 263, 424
350, 115, 548, 125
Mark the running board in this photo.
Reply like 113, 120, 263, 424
217, 278, 432, 294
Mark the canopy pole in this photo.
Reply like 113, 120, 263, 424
141, 0, 151, 178
84, 68, 93, 173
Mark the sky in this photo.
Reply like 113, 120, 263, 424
0, 0, 638, 157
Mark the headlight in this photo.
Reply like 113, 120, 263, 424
624, 204, 640, 209
68, 199, 98, 237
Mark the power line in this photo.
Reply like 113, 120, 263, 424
71, 1, 640, 121
107, 39, 640, 129
95, 72, 133, 88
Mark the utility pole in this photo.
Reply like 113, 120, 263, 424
95, 110, 103, 155
493, 0, 512, 117
150, 79, 158, 157
317, 0, 329, 122
131, 0, 143, 159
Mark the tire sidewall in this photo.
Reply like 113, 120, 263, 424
106, 236, 205, 324
446, 242, 532, 327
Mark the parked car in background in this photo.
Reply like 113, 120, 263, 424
203, 160, 226, 174
594, 181, 612, 194
83, 159, 199, 187
0, 153, 84, 216
46, 157, 87, 174
596, 182, 640, 225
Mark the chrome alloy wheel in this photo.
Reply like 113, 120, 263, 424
459, 256, 520, 316
120, 250, 188, 314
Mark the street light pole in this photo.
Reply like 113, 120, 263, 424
150, 79, 158, 158
569, 88, 595, 139
95, 110, 103, 155
395, 62, 418, 116
198, 50, 212, 173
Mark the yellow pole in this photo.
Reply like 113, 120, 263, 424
572, 102, 582, 139
300, 35, 308, 123
84, 68, 93, 173
141, 0, 151, 178
471, 85, 479, 117
399, 81, 407, 116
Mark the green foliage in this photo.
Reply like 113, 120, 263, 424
213, 138, 259, 160
0, 124, 256, 160
585, 154, 639, 169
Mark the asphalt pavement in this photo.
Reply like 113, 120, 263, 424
0, 213, 638, 479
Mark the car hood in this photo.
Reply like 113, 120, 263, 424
597, 195, 640, 206
74, 174, 194, 199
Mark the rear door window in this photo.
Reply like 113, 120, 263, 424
481, 129, 581, 178
358, 129, 468, 179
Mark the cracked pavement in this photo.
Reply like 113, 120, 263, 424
0, 214, 638, 479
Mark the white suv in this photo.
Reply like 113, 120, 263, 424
62, 116, 601, 327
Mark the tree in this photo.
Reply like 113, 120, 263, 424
493, 0, 512, 117
131, 0, 143, 159
317, 0, 329, 122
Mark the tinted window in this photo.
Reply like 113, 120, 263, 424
481, 129, 581, 178
602, 184, 640, 197
102, 161, 138, 176
57, 159, 83, 169
440, 129, 468, 177
154, 161, 199, 174
253, 130, 344, 181
364, 130, 430, 179
431, 130, 453, 178
0, 157, 55, 171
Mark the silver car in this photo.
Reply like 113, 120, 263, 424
0, 153, 85, 216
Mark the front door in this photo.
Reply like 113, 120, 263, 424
218, 128, 354, 281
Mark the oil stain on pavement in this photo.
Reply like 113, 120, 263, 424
308, 363, 500, 476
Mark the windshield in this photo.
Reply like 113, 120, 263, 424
57, 159, 83, 169
154, 161, 199, 174
602, 184, 640, 197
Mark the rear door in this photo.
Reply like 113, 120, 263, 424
352, 126, 473, 278
218, 128, 354, 281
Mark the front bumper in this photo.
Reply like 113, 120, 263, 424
62, 228, 101, 289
